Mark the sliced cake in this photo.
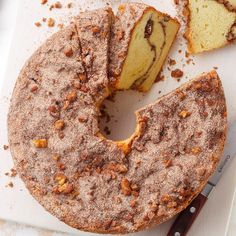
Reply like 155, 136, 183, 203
185, 0, 236, 54
109, 3, 180, 92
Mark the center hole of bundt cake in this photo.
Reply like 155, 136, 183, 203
98, 89, 155, 141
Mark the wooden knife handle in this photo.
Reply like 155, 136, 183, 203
167, 194, 208, 236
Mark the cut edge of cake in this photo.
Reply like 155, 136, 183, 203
184, 0, 236, 54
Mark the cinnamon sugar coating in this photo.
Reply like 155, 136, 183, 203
8, 5, 227, 235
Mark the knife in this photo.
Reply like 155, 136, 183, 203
167, 121, 236, 236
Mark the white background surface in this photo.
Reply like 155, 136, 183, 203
0, 0, 236, 236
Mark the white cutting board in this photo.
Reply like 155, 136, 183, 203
0, 0, 236, 235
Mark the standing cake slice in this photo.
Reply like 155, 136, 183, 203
109, 3, 180, 92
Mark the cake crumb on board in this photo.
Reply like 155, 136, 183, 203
171, 69, 184, 79
47, 18, 55, 27
3, 145, 9, 150
5, 182, 14, 188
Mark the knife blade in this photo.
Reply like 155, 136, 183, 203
167, 121, 236, 236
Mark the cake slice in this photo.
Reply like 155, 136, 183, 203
75, 8, 114, 102
185, 0, 236, 54
109, 3, 180, 92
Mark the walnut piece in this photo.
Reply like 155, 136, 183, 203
30, 85, 38, 92
32, 139, 48, 148
179, 110, 191, 118
64, 46, 73, 57
54, 120, 65, 130
191, 147, 201, 155
92, 26, 100, 34
67, 91, 77, 102
55, 173, 67, 185
78, 73, 87, 82
121, 178, 132, 196
54, 173, 74, 194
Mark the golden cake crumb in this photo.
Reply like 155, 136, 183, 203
171, 69, 184, 78
47, 18, 55, 27
34, 22, 41, 27
41, 0, 47, 5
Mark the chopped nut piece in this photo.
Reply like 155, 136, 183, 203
54, 183, 74, 194
164, 159, 172, 168
3, 145, 9, 150
78, 73, 87, 82
32, 139, 48, 148
191, 147, 202, 155
92, 26, 100, 34
54, 173, 67, 185
54, 1, 62, 8
34, 22, 41, 27
62, 183, 74, 194
121, 178, 132, 196
54, 120, 65, 130
47, 18, 55, 27
64, 46, 73, 57
30, 85, 38, 92
66, 91, 77, 102
41, 0, 47, 4
52, 155, 60, 161
179, 110, 191, 118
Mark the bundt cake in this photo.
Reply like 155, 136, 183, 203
109, 3, 180, 92
185, 0, 236, 54
8, 4, 227, 234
